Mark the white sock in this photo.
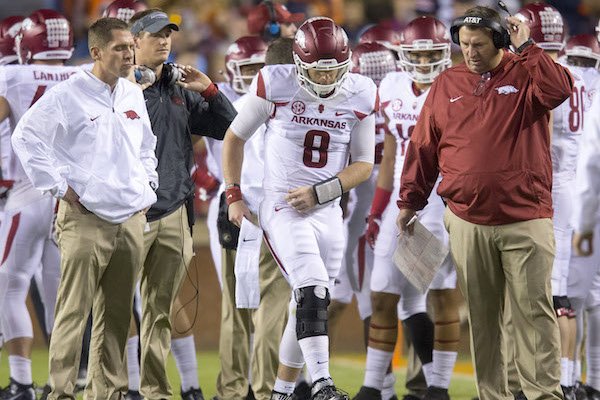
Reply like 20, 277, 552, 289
171, 335, 200, 391
588, 346, 600, 390
299, 336, 330, 382
363, 347, 393, 390
127, 336, 140, 391
575, 360, 582, 383
9, 355, 32, 385
431, 350, 457, 389
422, 362, 433, 387
561, 357, 570, 387
567, 359, 574, 387
381, 372, 396, 400
273, 378, 296, 394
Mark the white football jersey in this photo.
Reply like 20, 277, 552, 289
0, 64, 80, 181
551, 65, 586, 184
250, 64, 377, 197
379, 71, 429, 192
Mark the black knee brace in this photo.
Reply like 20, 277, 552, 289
553, 296, 572, 317
295, 286, 330, 340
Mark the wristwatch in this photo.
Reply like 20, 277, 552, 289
516, 38, 535, 54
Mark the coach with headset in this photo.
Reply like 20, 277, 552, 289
129, 8, 236, 400
397, 6, 572, 400
247, 0, 304, 40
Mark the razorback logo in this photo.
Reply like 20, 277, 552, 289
495, 85, 519, 95
171, 96, 184, 106
124, 110, 140, 120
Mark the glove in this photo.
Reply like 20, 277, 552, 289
193, 168, 220, 201
365, 214, 382, 249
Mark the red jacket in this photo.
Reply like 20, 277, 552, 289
398, 45, 573, 225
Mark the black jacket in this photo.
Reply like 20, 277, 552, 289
143, 65, 236, 222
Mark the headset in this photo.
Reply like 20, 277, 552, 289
135, 62, 182, 86
450, 15, 511, 49
162, 62, 183, 85
262, 0, 281, 41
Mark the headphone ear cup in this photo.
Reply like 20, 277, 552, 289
263, 21, 281, 40
164, 63, 182, 86
450, 25, 460, 45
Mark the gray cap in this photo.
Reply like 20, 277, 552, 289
131, 11, 179, 35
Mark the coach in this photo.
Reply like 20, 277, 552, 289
12, 18, 158, 399
397, 6, 572, 400
129, 8, 236, 400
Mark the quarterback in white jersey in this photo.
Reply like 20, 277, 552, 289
223, 18, 376, 400
355, 16, 460, 400
0, 9, 77, 398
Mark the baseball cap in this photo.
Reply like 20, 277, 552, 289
131, 11, 179, 35
247, 2, 304, 35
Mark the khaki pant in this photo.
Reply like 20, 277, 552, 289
139, 205, 192, 399
49, 201, 145, 400
216, 240, 290, 400
443, 208, 562, 400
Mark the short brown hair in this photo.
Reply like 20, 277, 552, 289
88, 18, 129, 50
265, 37, 294, 65
463, 6, 502, 25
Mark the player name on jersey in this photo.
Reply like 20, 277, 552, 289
32, 70, 78, 82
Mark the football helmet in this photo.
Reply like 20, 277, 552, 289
398, 16, 451, 83
225, 36, 268, 94
102, 0, 147, 23
516, 2, 564, 51
359, 24, 401, 52
292, 17, 351, 98
0, 16, 24, 65
16, 9, 73, 64
351, 42, 396, 87
563, 34, 600, 70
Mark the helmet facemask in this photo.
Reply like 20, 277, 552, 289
399, 42, 450, 84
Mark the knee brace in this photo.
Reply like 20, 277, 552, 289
553, 296, 572, 317
295, 285, 330, 340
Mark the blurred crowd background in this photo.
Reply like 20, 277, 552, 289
2, 0, 600, 79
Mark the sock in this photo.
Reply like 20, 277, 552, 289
422, 362, 433, 386
561, 358, 569, 387
9, 355, 32, 385
575, 360, 582, 383
127, 336, 140, 391
588, 346, 600, 390
431, 350, 457, 389
567, 359, 574, 387
299, 336, 330, 383
381, 372, 396, 400
171, 335, 200, 391
273, 378, 296, 395
363, 347, 393, 390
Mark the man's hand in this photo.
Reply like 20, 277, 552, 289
506, 16, 531, 49
228, 200, 252, 227
63, 186, 89, 213
176, 65, 212, 93
365, 215, 381, 249
573, 231, 594, 256
397, 208, 417, 235
286, 186, 317, 213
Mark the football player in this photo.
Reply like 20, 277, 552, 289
222, 17, 377, 400
353, 16, 460, 400
0, 9, 78, 400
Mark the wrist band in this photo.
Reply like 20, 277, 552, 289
225, 184, 242, 205
312, 176, 343, 205
201, 82, 218, 99
516, 38, 534, 54
370, 187, 392, 218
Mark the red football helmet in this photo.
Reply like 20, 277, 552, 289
398, 16, 451, 83
516, 3, 564, 51
16, 9, 73, 64
563, 34, 600, 70
293, 17, 351, 98
225, 36, 268, 94
351, 42, 396, 87
0, 16, 24, 65
359, 24, 401, 52
102, 0, 147, 23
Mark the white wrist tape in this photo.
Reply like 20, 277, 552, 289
313, 177, 343, 205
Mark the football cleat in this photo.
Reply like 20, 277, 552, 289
181, 387, 205, 400
422, 386, 449, 400
38, 384, 51, 400
271, 391, 294, 400
294, 381, 311, 400
0, 378, 35, 400
352, 386, 382, 400
311, 378, 349, 400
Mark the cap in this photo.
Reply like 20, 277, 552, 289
247, 2, 304, 34
131, 11, 179, 35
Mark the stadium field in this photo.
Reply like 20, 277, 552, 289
1, 349, 479, 399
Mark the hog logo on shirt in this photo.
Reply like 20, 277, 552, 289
124, 110, 140, 120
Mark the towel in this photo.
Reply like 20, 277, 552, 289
235, 217, 262, 308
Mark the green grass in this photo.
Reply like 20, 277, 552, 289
0, 349, 479, 399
